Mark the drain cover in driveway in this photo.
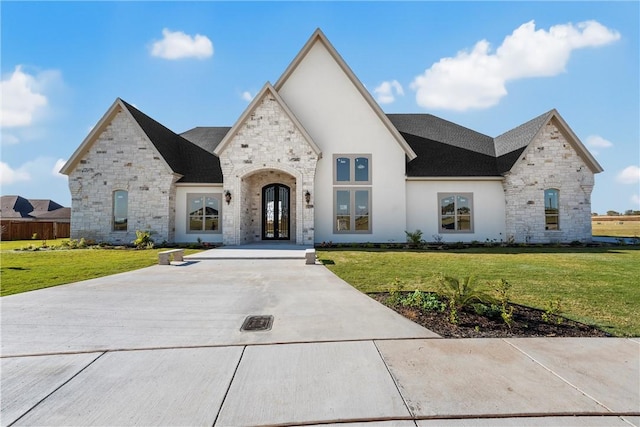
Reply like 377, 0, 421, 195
241, 315, 273, 331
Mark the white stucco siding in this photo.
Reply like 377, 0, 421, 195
406, 180, 506, 243
175, 185, 224, 243
278, 41, 408, 244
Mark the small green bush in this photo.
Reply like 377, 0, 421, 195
132, 230, 154, 249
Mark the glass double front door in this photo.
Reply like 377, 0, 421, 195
262, 184, 290, 240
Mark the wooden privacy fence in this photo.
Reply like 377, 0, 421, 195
0, 221, 70, 241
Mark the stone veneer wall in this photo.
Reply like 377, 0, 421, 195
503, 119, 594, 243
219, 92, 318, 245
68, 109, 177, 244
244, 171, 297, 242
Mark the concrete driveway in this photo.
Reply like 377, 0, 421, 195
1, 247, 638, 426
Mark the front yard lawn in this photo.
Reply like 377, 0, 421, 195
0, 241, 201, 296
318, 247, 640, 337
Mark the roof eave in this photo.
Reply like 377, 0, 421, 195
214, 82, 322, 158
274, 28, 417, 161
60, 98, 124, 175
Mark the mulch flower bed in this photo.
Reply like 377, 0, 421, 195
370, 292, 610, 338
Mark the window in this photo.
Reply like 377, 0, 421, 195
438, 193, 473, 233
334, 154, 371, 184
113, 190, 128, 231
544, 189, 559, 230
187, 194, 221, 233
335, 189, 371, 233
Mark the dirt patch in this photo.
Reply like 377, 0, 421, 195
371, 293, 609, 338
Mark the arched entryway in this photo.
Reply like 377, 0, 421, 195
262, 183, 290, 240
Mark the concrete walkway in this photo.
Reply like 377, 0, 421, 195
1, 246, 638, 426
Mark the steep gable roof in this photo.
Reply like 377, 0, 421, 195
214, 83, 320, 157
390, 108, 602, 177
120, 100, 223, 183
493, 110, 552, 157
60, 98, 223, 183
274, 28, 417, 161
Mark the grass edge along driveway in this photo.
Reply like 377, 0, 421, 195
0, 243, 202, 296
318, 247, 640, 337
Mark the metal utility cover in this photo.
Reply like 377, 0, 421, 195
241, 315, 273, 331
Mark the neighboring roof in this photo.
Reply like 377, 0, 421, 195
274, 28, 417, 161
1, 196, 68, 220
33, 207, 71, 220
214, 83, 322, 157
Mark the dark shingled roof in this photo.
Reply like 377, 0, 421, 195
120, 100, 223, 183
180, 127, 231, 153
34, 207, 71, 220
1, 196, 66, 219
494, 110, 552, 157
387, 114, 496, 157
401, 132, 500, 177
388, 113, 551, 177
116, 100, 551, 180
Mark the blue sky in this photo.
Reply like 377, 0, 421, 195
1, 1, 638, 214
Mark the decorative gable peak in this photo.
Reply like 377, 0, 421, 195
498, 109, 603, 174
274, 28, 417, 161
214, 82, 321, 158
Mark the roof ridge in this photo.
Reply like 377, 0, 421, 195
493, 109, 554, 157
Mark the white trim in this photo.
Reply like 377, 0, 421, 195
273, 28, 417, 161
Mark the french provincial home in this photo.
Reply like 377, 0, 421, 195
60, 29, 603, 246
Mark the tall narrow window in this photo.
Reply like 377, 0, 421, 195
333, 154, 372, 234
187, 194, 221, 233
544, 189, 559, 230
336, 157, 351, 182
113, 190, 128, 231
438, 193, 473, 233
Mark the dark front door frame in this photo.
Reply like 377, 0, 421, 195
262, 183, 290, 240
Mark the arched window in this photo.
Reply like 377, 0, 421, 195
113, 190, 128, 231
544, 189, 559, 230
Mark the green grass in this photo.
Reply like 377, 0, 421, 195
0, 240, 201, 296
318, 247, 640, 337
592, 220, 640, 237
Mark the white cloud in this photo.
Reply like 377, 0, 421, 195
374, 80, 404, 104
1, 133, 20, 145
241, 91, 254, 102
52, 159, 67, 178
151, 28, 213, 60
616, 165, 640, 184
411, 20, 620, 111
586, 135, 613, 149
631, 194, 640, 206
0, 66, 48, 128
0, 161, 30, 185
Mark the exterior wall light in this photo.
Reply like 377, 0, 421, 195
225, 191, 232, 205
305, 190, 311, 204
